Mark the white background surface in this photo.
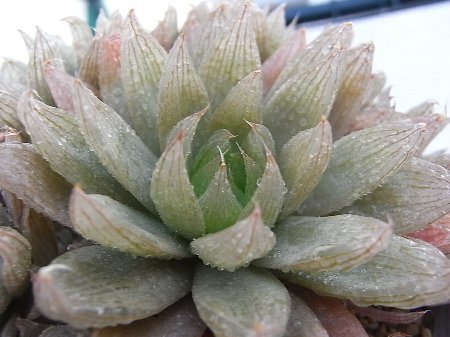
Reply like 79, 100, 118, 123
0, 0, 448, 153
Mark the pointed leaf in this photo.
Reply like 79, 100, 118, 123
79, 37, 100, 91
279, 119, 332, 217
190, 129, 234, 196
255, 214, 392, 272
33, 246, 193, 328
0, 58, 27, 93
73, 81, 157, 213
199, 3, 261, 109
299, 123, 427, 216
19, 207, 58, 266
262, 29, 306, 94
98, 34, 129, 122
121, 11, 167, 154
270, 23, 353, 96
191, 205, 275, 271
199, 162, 243, 233
329, 43, 375, 140
0, 143, 71, 225
345, 158, 450, 233
18, 90, 135, 205
92, 296, 206, 337
0, 90, 24, 132
28, 28, 62, 105
241, 122, 275, 169
209, 70, 262, 136
0, 226, 31, 296
284, 235, 450, 309
158, 32, 209, 148
151, 130, 205, 239
263, 50, 344, 148
242, 149, 286, 227
192, 265, 290, 337
152, 6, 178, 51
70, 187, 191, 259
63, 16, 93, 65
42, 59, 76, 112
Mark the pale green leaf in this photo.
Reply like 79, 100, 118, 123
63, 16, 93, 65
151, 128, 205, 239
242, 149, 286, 227
279, 119, 332, 218
199, 2, 261, 109
73, 81, 157, 213
0, 58, 27, 93
79, 37, 100, 92
240, 122, 275, 170
209, 70, 262, 136
192, 265, 290, 337
329, 43, 375, 140
121, 11, 167, 154
191, 205, 275, 271
269, 23, 353, 97
28, 28, 62, 105
18, 90, 137, 205
299, 123, 427, 216
255, 214, 392, 272
283, 292, 329, 337
0, 143, 71, 226
0, 90, 24, 132
158, 32, 208, 149
241, 149, 264, 204
344, 158, 450, 234
0, 226, 31, 296
70, 187, 191, 259
283, 235, 450, 309
151, 6, 178, 51
92, 297, 206, 337
199, 162, 243, 233
263, 50, 344, 148
33, 246, 193, 328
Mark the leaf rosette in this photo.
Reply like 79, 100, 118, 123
0, 1, 450, 336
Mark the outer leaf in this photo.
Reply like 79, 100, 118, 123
70, 187, 191, 259
329, 43, 375, 140
151, 129, 205, 239
242, 149, 286, 227
33, 246, 193, 328
192, 265, 290, 337
199, 2, 261, 109
279, 119, 332, 218
79, 37, 100, 91
18, 90, 133, 203
0, 227, 31, 296
28, 28, 62, 105
158, 32, 208, 148
283, 291, 329, 337
263, 50, 344, 148
345, 158, 450, 233
299, 123, 426, 216
92, 296, 206, 337
0, 58, 27, 93
98, 34, 129, 122
151, 6, 178, 51
270, 23, 353, 96
208, 70, 262, 136
63, 16, 93, 65
255, 215, 392, 272
284, 235, 450, 309
191, 205, 275, 271
406, 214, 450, 254
0, 90, 24, 132
121, 11, 167, 154
0, 143, 71, 225
73, 81, 157, 213
198, 162, 243, 233
42, 59, 76, 112
262, 29, 306, 94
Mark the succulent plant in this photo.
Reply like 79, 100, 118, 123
1, 1, 450, 336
